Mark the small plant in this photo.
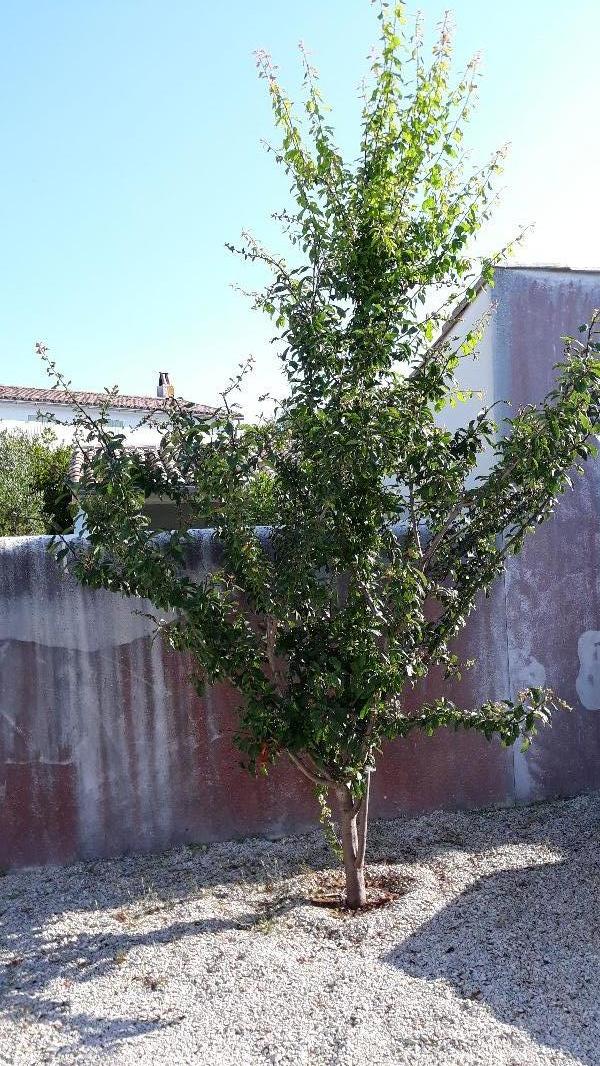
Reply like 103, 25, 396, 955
316, 788, 343, 862
252, 912, 278, 935
259, 857, 281, 893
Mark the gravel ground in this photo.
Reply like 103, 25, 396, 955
2, 792, 600, 1066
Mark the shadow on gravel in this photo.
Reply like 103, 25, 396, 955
0, 915, 258, 1053
0, 843, 317, 1054
2, 990, 175, 1055
385, 836, 600, 1065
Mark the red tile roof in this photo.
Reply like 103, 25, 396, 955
0, 384, 215, 416
69, 443, 187, 483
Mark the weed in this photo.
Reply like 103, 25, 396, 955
259, 857, 281, 893
138, 973, 164, 992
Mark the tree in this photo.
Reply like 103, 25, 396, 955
28, 431, 74, 533
0, 428, 72, 536
45, 3, 600, 908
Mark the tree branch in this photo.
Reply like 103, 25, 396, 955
286, 750, 332, 788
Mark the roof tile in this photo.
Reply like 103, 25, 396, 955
69, 443, 187, 483
0, 384, 214, 416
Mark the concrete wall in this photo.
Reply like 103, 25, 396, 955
494, 267, 600, 801
2, 266, 600, 869
0, 532, 514, 869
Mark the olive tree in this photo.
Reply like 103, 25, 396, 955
45, 3, 600, 908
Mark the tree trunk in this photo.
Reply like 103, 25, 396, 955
336, 773, 370, 909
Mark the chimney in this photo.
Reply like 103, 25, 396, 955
157, 371, 174, 399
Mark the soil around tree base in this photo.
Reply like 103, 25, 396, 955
308, 869, 416, 912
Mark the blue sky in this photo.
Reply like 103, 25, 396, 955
0, 1, 598, 414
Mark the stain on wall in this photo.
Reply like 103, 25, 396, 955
576, 632, 600, 710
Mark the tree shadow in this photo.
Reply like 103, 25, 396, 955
0, 834, 325, 1055
385, 820, 600, 1065
0, 914, 264, 1053
2, 991, 178, 1056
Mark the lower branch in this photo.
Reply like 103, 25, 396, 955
286, 749, 332, 788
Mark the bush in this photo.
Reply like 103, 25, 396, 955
0, 428, 72, 536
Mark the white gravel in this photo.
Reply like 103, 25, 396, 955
2, 791, 600, 1066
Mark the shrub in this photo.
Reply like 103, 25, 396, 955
0, 428, 72, 536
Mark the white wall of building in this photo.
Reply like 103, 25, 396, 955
0, 399, 164, 447
436, 284, 498, 482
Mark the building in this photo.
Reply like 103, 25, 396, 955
438, 264, 600, 477
0, 372, 213, 447
0, 373, 216, 531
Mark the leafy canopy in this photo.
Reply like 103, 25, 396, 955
48, 3, 600, 805
0, 428, 72, 537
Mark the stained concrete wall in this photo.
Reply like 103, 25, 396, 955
1, 266, 600, 869
0, 532, 513, 869
495, 267, 600, 800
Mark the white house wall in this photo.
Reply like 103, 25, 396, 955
0, 399, 164, 447
437, 284, 498, 481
